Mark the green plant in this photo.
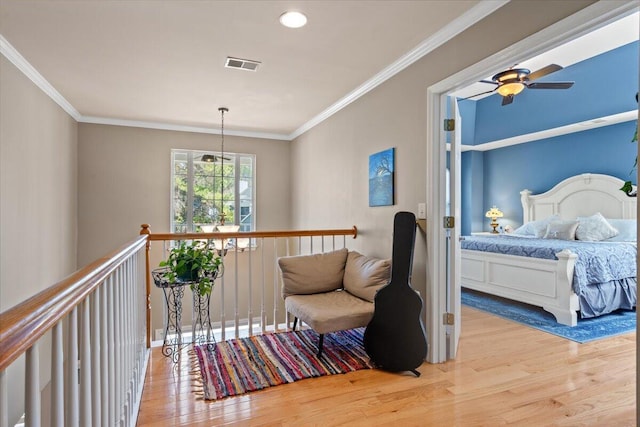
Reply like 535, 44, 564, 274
159, 240, 222, 296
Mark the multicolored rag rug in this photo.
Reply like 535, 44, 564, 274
193, 328, 373, 400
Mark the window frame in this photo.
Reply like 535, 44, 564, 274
170, 149, 256, 233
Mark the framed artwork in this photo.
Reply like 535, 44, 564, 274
369, 148, 395, 207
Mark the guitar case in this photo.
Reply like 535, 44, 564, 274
363, 211, 427, 376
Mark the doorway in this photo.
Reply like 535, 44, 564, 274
425, 1, 639, 363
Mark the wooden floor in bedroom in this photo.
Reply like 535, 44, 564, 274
136, 306, 636, 426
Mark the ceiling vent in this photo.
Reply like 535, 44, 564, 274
225, 57, 261, 72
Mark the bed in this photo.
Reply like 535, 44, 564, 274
461, 173, 637, 326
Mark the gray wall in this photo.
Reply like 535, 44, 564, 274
77, 123, 292, 331
1, 55, 78, 427
1, 56, 78, 308
77, 123, 291, 266
289, 0, 596, 325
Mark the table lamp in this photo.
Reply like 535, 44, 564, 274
485, 206, 504, 233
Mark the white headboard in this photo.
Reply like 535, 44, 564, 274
520, 173, 637, 222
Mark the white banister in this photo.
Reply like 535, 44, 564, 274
0, 236, 148, 427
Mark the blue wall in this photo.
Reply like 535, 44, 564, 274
459, 41, 638, 234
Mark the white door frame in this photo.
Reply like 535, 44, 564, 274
425, 0, 639, 363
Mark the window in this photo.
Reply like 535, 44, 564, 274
171, 149, 255, 233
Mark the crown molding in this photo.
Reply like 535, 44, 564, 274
1, 2, 508, 142
288, 0, 510, 140
1, 34, 81, 120
79, 116, 291, 141
459, 110, 638, 152
3, 1, 509, 141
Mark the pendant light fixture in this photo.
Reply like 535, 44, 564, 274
213, 107, 239, 253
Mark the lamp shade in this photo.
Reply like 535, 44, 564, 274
497, 82, 525, 97
485, 206, 504, 219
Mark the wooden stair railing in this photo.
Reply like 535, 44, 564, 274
0, 225, 358, 427
0, 236, 148, 427
141, 224, 358, 346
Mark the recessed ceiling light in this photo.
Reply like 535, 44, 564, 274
279, 11, 307, 29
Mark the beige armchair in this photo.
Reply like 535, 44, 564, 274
278, 248, 390, 356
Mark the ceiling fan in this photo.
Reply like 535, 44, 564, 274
200, 154, 231, 162
465, 64, 574, 106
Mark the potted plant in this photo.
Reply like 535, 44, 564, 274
159, 240, 222, 296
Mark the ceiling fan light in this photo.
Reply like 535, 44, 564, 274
201, 154, 216, 162
497, 82, 525, 97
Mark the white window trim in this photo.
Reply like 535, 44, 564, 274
170, 149, 256, 233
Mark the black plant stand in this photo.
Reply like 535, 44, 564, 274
152, 268, 217, 362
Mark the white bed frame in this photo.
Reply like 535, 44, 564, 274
461, 173, 637, 326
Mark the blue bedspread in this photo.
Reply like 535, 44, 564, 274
461, 235, 637, 318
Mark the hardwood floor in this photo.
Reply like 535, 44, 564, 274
136, 306, 636, 426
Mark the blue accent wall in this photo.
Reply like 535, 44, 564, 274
473, 42, 639, 144
459, 41, 639, 233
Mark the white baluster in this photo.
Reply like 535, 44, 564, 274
0, 369, 7, 427
91, 287, 102, 427
51, 322, 64, 427
65, 307, 79, 427
273, 238, 278, 331
101, 279, 110, 427
80, 300, 91, 426
260, 238, 266, 334
25, 344, 41, 427
247, 245, 253, 336
234, 248, 239, 338
115, 267, 123, 425
220, 251, 226, 342
108, 278, 116, 426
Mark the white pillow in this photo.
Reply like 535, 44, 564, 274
576, 213, 619, 241
543, 220, 579, 240
605, 219, 636, 242
513, 214, 561, 238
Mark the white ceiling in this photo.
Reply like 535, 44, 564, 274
0, 2, 637, 140
0, 0, 487, 138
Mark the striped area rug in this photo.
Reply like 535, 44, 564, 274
193, 328, 373, 400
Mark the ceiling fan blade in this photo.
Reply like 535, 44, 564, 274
461, 88, 497, 100
528, 64, 563, 81
526, 81, 574, 89
501, 94, 514, 106
479, 80, 499, 85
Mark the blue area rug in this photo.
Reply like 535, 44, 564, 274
462, 288, 636, 343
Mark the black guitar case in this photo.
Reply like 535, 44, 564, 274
363, 211, 427, 376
